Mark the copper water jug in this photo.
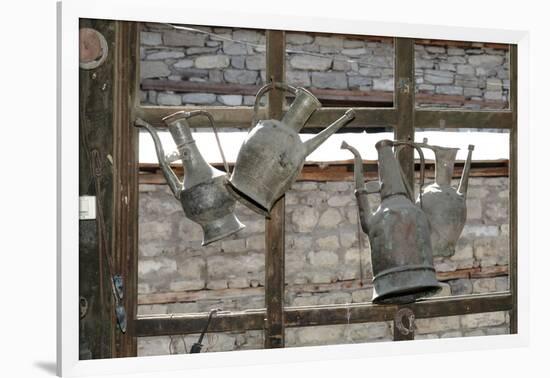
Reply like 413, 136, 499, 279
226, 82, 355, 217
341, 139, 441, 304
135, 111, 244, 246
410, 138, 474, 257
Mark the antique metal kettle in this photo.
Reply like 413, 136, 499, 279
341, 139, 441, 304
135, 110, 244, 246
225, 82, 356, 217
409, 138, 475, 257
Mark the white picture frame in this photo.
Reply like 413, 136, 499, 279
57, 0, 530, 376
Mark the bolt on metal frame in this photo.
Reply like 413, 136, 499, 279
110, 22, 517, 356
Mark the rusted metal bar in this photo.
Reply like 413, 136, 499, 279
415, 109, 513, 129
112, 20, 139, 357
264, 29, 286, 349
509, 44, 518, 334
136, 105, 396, 129
134, 293, 513, 336
394, 38, 415, 187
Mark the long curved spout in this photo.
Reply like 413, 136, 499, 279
341, 140, 370, 234
134, 118, 182, 198
304, 109, 356, 156
457, 144, 475, 196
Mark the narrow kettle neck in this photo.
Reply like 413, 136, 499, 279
164, 118, 216, 188
376, 140, 408, 199
433, 147, 458, 186
281, 88, 322, 132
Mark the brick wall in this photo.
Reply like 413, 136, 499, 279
137, 176, 510, 355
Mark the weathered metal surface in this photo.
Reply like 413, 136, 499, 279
393, 307, 415, 341
413, 139, 474, 257
226, 81, 355, 217
509, 44, 518, 334
135, 113, 244, 245
112, 20, 140, 357
264, 30, 286, 349
341, 139, 440, 304
133, 293, 513, 336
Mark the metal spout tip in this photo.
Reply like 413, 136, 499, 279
340, 140, 350, 150
344, 108, 356, 120
468, 144, 475, 151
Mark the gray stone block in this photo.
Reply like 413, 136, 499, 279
194, 55, 230, 69
416, 58, 434, 69
308, 250, 339, 267
218, 95, 243, 106
233, 29, 260, 43
141, 32, 163, 46
461, 311, 506, 329
291, 206, 319, 232
224, 69, 258, 84
286, 70, 311, 86
468, 54, 504, 68
447, 47, 465, 56
181, 93, 217, 104
185, 47, 218, 55
163, 31, 206, 47
436, 85, 463, 95
318, 208, 343, 229
245, 55, 266, 70
173, 59, 193, 69
311, 72, 348, 89
157, 93, 182, 106
287, 33, 314, 45
290, 54, 332, 71
372, 78, 394, 91
456, 64, 475, 75
222, 41, 248, 55
424, 69, 454, 84
140, 61, 171, 79
449, 279, 473, 295
315, 36, 344, 48
416, 316, 460, 334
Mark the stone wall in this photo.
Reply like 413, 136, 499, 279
140, 23, 510, 109
137, 176, 510, 356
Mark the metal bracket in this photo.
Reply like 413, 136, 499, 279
394, 307, 415, 336
112, 274, 127, 333
398, 78, 411, 94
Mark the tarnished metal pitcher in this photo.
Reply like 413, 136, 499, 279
411, 138, 475, 257
135, 111, 244, 246
341, 139, 441, 304
226, 82, 356, 217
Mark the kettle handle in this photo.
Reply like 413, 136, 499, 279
393, 141, 426, 207
251, 81, 298, 129
166, 110, 231, 174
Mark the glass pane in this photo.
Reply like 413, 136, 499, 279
138, 126, 265, 315
140, 23, 266, 107
414, 40, 510, 110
